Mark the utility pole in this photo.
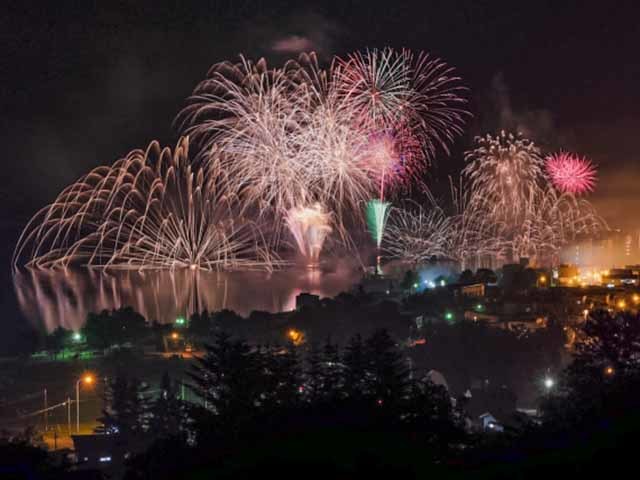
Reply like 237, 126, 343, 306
67, 397, 71, 436
43, 388, 48, 432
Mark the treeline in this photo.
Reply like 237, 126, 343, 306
4, 309, 640, 477
97, 329, 464, 478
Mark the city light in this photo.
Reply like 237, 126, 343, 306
617, 300, 627, 310
72, 332, 82, 342
544, 377, 554, 390
445, 311, 454, 321
475, 304, 484, 311
604, 366, 615, 376
171, 332, 179, 340
287, 328, 304, 346
539, 275, 547, 284
175, 317, 186, 326
633, 294, 640, 304
83, 374, 94, 385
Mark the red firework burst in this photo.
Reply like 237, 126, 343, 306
545, 152, 597, 194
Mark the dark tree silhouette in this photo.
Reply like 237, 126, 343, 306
149, 372, 186, 439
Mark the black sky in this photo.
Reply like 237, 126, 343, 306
1, 0, 640, 354
1, 0, 640, 246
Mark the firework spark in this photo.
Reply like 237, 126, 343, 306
463, 131, 544, 224
178, 49, 468, 255
385, 131, 607, 270
286, 203, 333, 266
545, 152, 597, 194
366, 199, 392, 248
13, 138, 278, 271
17, 48, 469, 270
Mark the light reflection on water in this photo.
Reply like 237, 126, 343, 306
13, 266, 361, 332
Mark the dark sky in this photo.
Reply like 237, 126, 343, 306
1, 0, 639, 354
1, 0, 640, 248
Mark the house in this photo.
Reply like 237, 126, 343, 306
71, 434, 122, 469
478, 412, 504, 432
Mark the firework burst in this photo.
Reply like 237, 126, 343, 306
178, 49, 468, 257
545, 152, 597, 194
286, 203, 333, 266
13, 138, 278, 271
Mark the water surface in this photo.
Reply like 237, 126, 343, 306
13, 266, 362, 332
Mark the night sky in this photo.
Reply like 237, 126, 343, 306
1, 1, 639, 349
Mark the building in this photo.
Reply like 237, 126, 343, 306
459, 283, 486, 298
71, 434, 121, 469
295, 292, 321, 310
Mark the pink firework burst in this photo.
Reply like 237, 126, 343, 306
545, 152, 597, 194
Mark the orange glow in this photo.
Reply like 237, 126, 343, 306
83, 374, 94, 385
605, 366, 614, 376
287, 328, 304, 346
171, 332, 179, 340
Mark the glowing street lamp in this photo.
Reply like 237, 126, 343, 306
72, 332, 82, 342
543, 377, 554, 390
175, 317, 186, 327
171, 332, 179, 340
287, 328, 304, 346
604, 366, 615, 376
76, 374, 94, 433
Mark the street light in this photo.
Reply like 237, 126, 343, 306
76, 374, 94, 433
72, 332, 82, 342
544, 376, 554, 390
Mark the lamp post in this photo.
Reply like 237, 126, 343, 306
75, 374, 94, 434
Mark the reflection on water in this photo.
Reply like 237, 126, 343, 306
13, 266, 361, 332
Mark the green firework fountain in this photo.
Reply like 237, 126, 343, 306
366, 199, 391, 273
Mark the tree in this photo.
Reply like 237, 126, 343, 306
189, 332, 264, 435
0, 430, 69, 478
458, 269, 475, 284
364, 330, 410, 409
44, 326, 70, 359
401, 269, 420, 291
188, 310, 211, 338
320, 338, 343, 402
149, 372, 186, 439
82, 307, 148, 351
343, 334, 367, 400
304, 343, 325, 403
401, 378, 465, 458
97, 372, 151, 455
114, 307, 148, 344
540, 310, 640, 434
475, 268, 497, 284
263, 342, 302, 410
